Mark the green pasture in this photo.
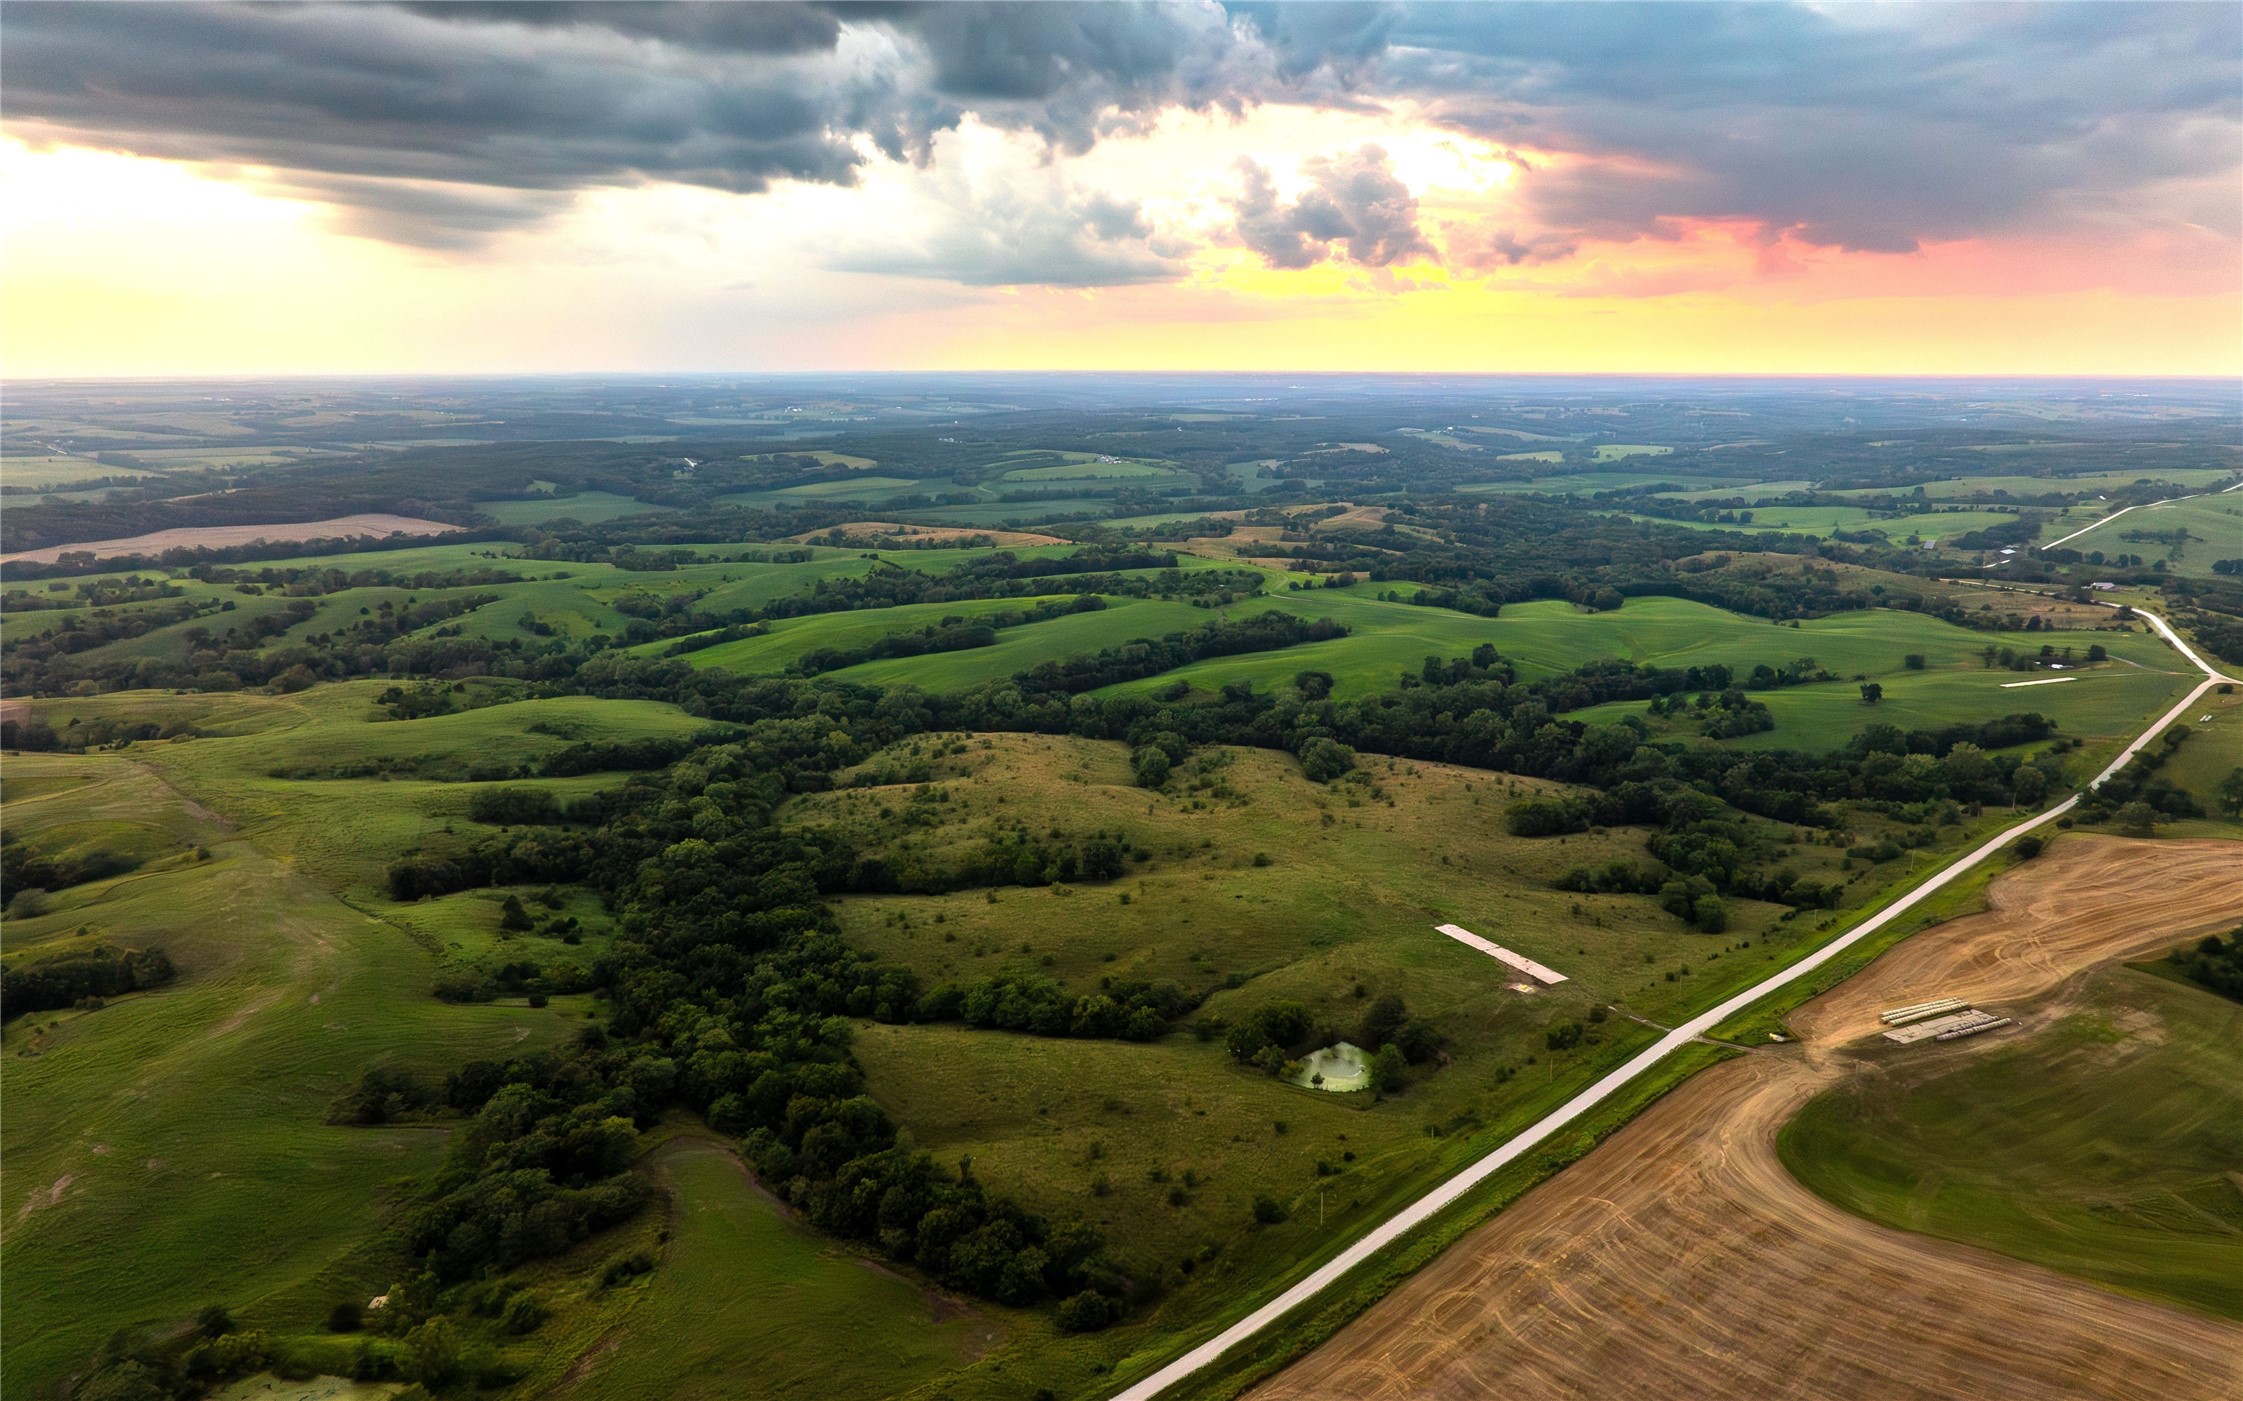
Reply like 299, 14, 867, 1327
1459, 471, 1723, 496
822, 597, 1217, 689
1100, 595, 2111, 701
673, 594, 1197, 680
2157, 682, 2243, 823
2042, 492, 2243, 576
1832, 468, 2241, 501
1656, 479, 1817, 503
894, 499, 1115, 527
721, 476, 926, 508
741, 450, 878, 469
1642, 506, 2022, 540
1565, 640, 2190, 755
3, 455, 163, 490
561, 1137, 993, 1401
998, 456, 1181, 483
1, 755, 584, 1396
795, 732, 1968, 1393
1779, 965, 2243, 1320
476, 492, 679, 525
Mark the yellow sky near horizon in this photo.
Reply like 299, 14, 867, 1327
4, 132, 2239, 379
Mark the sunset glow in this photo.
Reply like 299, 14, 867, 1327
3, 2, 2237, 377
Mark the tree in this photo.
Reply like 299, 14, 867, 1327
1903, 654, 1926, 670
1130, 746, 1170, 788
2116, 801, 2159, 835
1298, 737, 1356, 782
2218, 767, 2243, 818
1251, 1194, 1288, 1225
499, 894, 533, 931
1859, 682, 1883, 705
1356, 994, 1408, 1051
1056, 1290, 1118, 1333
1369, 1042, 1408, 1094
2011, 765, 2047, 806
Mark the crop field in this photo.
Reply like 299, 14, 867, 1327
1782, 965, 2243, 1319
1, 515, 467, 566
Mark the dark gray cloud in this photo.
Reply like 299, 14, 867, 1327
0, 1, 1313, 251
1233, 144, 1432, 269
1, 0, 2236, 280
1383, 1, 2243, 254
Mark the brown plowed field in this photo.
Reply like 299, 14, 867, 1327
1251, 836, 2243, 1401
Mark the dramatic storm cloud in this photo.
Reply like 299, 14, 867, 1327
3, 1, 2237, 378
4, 0, 2236, 278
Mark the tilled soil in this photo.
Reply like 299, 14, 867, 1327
1250, 836, 2243, 1401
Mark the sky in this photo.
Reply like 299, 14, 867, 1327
3, 0, 2239, 378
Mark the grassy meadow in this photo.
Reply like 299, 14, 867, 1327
0, 752, 590, 1396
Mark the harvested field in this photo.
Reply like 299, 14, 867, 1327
1, 514, 462, 564
1251, 836, 2243, 1401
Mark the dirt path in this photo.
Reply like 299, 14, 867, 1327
1250, 837, 2243, 1401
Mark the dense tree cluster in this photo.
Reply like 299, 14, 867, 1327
1, 945, 176, 1019
2169, 926, 2243, 1002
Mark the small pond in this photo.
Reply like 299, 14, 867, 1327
1290, 1041, 1371, 1093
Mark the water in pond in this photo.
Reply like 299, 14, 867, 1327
1291, 1041, 1371, 1093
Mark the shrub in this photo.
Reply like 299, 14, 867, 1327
1298, 737, 1356, 783
327, 1301, 364, 1333
1251, 1195, 1289, 1225
1056, 1290, 1119, 1333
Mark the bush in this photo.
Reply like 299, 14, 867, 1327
1251, 1195, 1289, 1225
1055, 1290, 1119, 1333
2013, 834, 2045, 860
1298, 737, 1356, 783
326, 1301, 364, 1333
